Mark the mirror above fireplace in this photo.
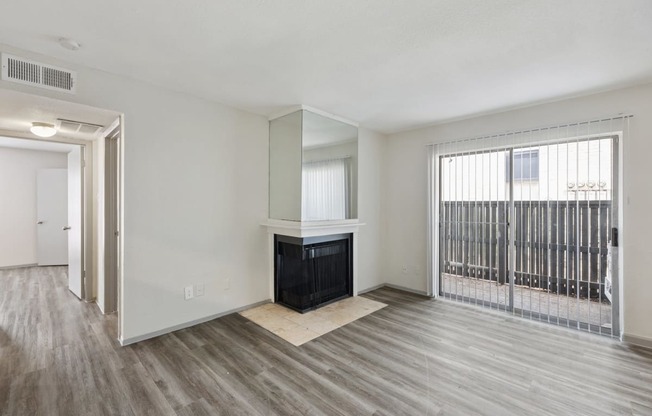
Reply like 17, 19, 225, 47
269, 108, 358, 222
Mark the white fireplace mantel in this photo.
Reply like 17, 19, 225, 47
262, 219, 364, 301
263, 218, 363, 238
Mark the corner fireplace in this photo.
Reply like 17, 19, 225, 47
275, 233, 353, 313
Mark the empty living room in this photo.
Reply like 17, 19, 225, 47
1, 1, 652, 415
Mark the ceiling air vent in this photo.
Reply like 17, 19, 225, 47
1, 53, 77, 94
57, 118, 104, 136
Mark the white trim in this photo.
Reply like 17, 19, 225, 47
99, 117, 121, 139
119, 299, 271, 346
384, 283, 430, 296
268, 105, 359, 127
427, 146, 439, 298
0, 263, 38, 270
357, 283, 386, 295
118, 114, 125, 341
623, 333, 652, 350
616, 129, 625, 339
262, 219, 363, 237
119, 284, 436, 346
95, 298, 106, 315
79, 143, 88, 300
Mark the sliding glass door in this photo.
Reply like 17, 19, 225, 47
438, 134, 619, 337
439, 148, 512, 311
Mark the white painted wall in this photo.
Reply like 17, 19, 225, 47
0, 44, 391, 344
357, 128, 387, 292
0, 44, 269, 343
385, 82, 652, 343
0, 147, 67, 267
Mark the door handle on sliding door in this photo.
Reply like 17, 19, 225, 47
62, 226, 71, 231
611, 227, 618, 247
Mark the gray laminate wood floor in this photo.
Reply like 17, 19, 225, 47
1, 266, 651, 415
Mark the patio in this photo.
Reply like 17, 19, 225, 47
441, 274, 612, 329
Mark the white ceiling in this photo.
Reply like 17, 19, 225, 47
0, 89, 119, 140
1, 0, 651, 133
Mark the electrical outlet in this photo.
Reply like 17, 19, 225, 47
195, 283, 205, 297
184, 285, 194, 300
402, 265, 408, 274
224, 278, 231, 290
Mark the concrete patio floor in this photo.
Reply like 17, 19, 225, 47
441, 274, 612, 330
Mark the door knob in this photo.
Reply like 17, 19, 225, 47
63, 226, 71, 231
37, 221, 44, 225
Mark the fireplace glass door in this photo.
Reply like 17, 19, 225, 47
275, 234, 352, 313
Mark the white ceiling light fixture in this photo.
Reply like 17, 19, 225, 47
30, 122, 57, 137
59, 38, 81, 51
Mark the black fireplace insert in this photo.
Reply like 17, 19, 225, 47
275, 233, 353, 313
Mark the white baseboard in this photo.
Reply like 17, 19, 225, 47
118, 285, 433, 347
0, 263, 37, 270
383, 283, 429, 296
623, 333, 652, 350
357, 283, 385, 294
119, 299, 272, 346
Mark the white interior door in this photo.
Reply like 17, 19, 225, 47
67, 147, 83, 299
36, 169, 68, 266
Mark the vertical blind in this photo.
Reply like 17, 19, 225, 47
428, 115, 631, 338
302, 157, 351, 221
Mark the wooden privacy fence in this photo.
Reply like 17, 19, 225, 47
440, 200, 612, 298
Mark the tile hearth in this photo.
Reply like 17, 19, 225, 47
239, 296, 387, 346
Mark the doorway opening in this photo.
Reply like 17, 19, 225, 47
0, 88, 123, 339
431, 117, 626, 338
102, 125, 120, 315
1, 137, 88, 299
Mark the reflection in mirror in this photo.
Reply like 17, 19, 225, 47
268, 109, 358, 222
301, 110, 358, 221
269, 111, 302, 221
